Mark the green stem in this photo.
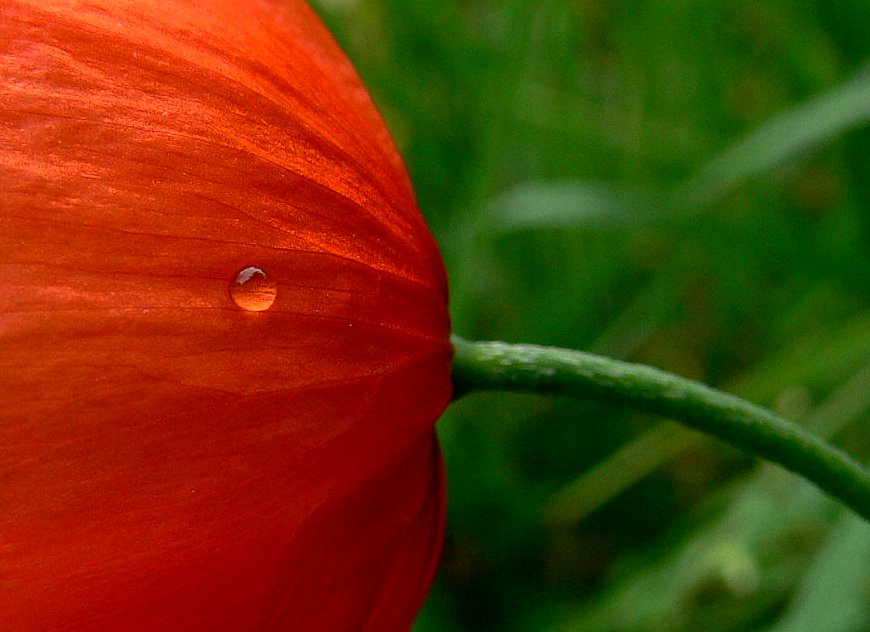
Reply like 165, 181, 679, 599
451, 336, 870, 522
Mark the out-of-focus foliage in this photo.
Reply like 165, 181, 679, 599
313, 1, 870, 630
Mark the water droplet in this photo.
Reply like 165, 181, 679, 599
229, 266, 277, 312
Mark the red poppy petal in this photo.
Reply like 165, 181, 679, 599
260, 436, 445, 631
1, 0, 451, 629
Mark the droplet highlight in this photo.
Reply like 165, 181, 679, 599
229, 266, 277, 312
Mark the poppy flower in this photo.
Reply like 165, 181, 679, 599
0, 1, 452, 630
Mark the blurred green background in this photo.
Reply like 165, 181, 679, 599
312, 1, 869, 630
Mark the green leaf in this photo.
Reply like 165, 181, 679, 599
481, 181, 661, 232
676, 66, 870, 208
765, 511, 870, 632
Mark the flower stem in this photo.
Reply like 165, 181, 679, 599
450, 336, 870, 522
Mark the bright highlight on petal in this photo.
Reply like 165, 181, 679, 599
0, 1, 452, 630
